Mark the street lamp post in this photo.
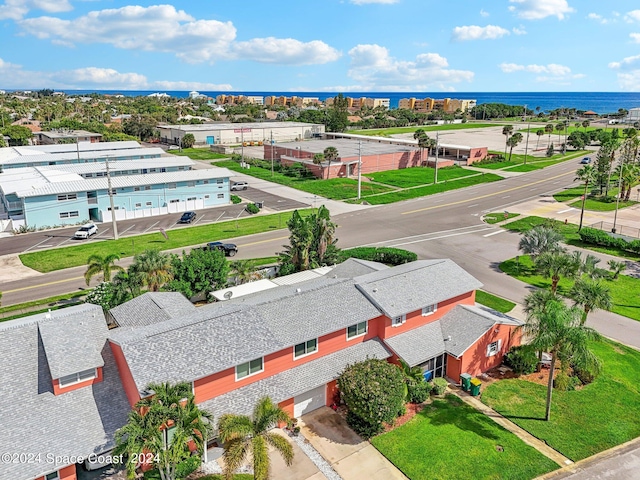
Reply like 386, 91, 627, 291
434, 132, 439, 184
523, 105, 531, 165
612, 157, 625, 234
105, 156, 119, 240
357, 140, 362, 200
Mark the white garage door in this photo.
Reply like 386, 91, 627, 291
294, 384, 326, 418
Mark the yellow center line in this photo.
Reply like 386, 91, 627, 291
402, 170, 574, 215
4, 276, 85, 294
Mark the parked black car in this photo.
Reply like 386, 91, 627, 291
205, 241, 238, 256
178, 211, 197, 224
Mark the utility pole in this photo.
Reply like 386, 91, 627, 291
105, 157, 119, 240
612, 155, 625, 234
523, 105, 531, 165
434, 131, 439, 184
357, 140, 362, 200
271, 130, 275, 177
75, 135, 80, 162
241, 129, 244, 165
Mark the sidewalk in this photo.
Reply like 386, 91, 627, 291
448, 386, 573, 468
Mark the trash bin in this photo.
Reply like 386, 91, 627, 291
470, 378, 482, 397
255, 201, 264, 209
460, 373, 472, 392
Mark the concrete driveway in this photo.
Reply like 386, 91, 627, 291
299, 407, 407, 480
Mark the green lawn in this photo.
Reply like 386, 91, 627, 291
475, 151, 587, 172
503, 164, 542, 173
168, 148, 229, 160
20, 210, 312, 273
364, 165, 478, 188
354, 173, 502, 205
216, 160, 393, 199
554, 186, 637, 212
372, 395, 558, 480
500, 255, 640, 321
351, 123, 501, 137
553, 186, 584, 203
475, 290, 516, 313
484, 212, 520, 224
482, 339, 640, 461
474, 160, 520, 170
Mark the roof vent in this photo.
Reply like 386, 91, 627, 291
372, 288, 378, 293
296, 288, 302, 293
445, 335, 452, 341
44, 309, 52, 320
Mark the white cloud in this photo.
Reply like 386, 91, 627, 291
350, 0, 399, 4
154, 80, 233, 91
609, 55, 640, 90
480, 9, 489, 17
587, 13, 606, 24
50, 67, 149, 88
451, 25, 510, 41
231, 38, 341, 65
632, 33, 640, 43
17, 4, 339, 66
0, 0, 72, 20
508, 0, 574, 20
499, 62, 579, 84
512, 26, 527, 34
346, 44, 473, 91
609, 54, 640, 70
625, 10, 640, 22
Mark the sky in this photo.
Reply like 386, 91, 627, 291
0, 0, 639, 92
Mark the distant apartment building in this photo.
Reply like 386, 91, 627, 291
264, 96, 320, 107
34, 129, 102, 145
325, 96, 390, 110
215, 95, 264, 105
398, 97, 477, 114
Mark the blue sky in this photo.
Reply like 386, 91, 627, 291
0, 0, 639, 92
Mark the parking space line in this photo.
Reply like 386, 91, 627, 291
143, 221, 159, 233
119, 224, 137, 235
215, 212, 226, 222
23, 236, 55, 253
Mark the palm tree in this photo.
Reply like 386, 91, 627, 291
535, 129, 544, 150
413, 129, 433, 167
518, 225, 564, 260
312, 205, 337, 265
230, 259, 258, 285
569, 278, 612, 325
534, 249, 580, 294
545, 123, 554, 147
608, 259, 627, 280
519, 299, 602, 420
323, 146, 339, 180
555, 122, 564, 142
506, 132, 523, 162
218, 396, 294, 480
575, 164, 596, 230
84, 253, 124, 285
582, 120, 590, 131
131, 249, 173, 292
111, 270, 143, 304
502, 125, 513, 158
523, 289, 558, 320
113, 382, 213, 480
399, 358, 424, 383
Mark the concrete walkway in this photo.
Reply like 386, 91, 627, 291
448, 386, 573, 468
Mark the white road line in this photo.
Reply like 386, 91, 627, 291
215, 212, 226, 222
467, 203, 479, 208
120, 225, 137, 235
364, 225, 489, 246
23, 237, 55, 253
143, 221, 159, 233
389, 228, 494, 247
37, 244, 53, 248
557, 208, 574, 213
483, 230, 506, 237
502, 195, 510, 199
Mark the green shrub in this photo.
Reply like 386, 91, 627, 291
573, 364, 598, 385
432, 377, 448, 396
554, 371, 581, 391
339, 247, 417, 265
407, 378, 431, 403
245, 203, 260, 214
230, 194, 241, 204
504, 345, 539, 375
346, 411, 384, 439
579, 227, 635, 252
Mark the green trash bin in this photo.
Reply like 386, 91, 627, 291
460, 373, 472, 392
470, 378, 482, 397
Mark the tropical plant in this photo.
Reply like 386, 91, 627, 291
535, 129, 544, 150
506, 132, 523, 161
113, 382, 213, 480
523, 289, 558, 320
582, 120, 590, 131
575, 164, 596, 230
181, 133, 195, 149
111, 269, 143, 303
519, 300, 602, 420
167, 248, 228, 299
504, 345, 539, 375
323, 146, 339, 180
545, 123, 554, 147
84, 253, 124, 285
518, 225, 564, 259
534, 249, 580, 294
569, 278, 613, 324
607, 259, 627, 280
398, 358, 424, 383
502, 125, 513, 158
546, 143, 554, 157
230, 259, 259, 285
218, 396, 293, 480
130, 249, 173, 292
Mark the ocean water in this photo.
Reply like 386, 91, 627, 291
60, 90, 640, 115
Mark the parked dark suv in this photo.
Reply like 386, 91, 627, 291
178, 211, 196, 224
205, 241, 238, 256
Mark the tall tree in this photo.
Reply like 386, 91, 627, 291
519, 300, 602, 420
518, 225, 564, 259
569, 278, 612, 324
167, 248, 228, 299
218, 397, 293, 480
545, 123, 554, 147
230, 259, 259, 285
506, 132, 523, 161
536, 129, 544, 150
323, 146, 339, 179
130, 249, 173, 292
534, 249, 580, 294
326, 94, 349, 133
113, 382, 213, 480
582, 120, 590, 131
502, 125, 513, 158
84, 253, 124, 285
575, 164, 596, 230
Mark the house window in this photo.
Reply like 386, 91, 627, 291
204, 195, 210, 199
236, 357, 263, 380
392, 314, 406, 327
487, 340, 501, 357
135, 203, 142, 208
294, 339, 318, 359
45, 472, 60, 480
59, 211, 79, 219
59, 368, 97, 387
187, 181, 195, 187
203, 180, 210, 184
187, 197, 196, 201
146, 202, 152, 206
217, 193, 224, 199
422, 304, 437, 316
109, 188, 117, 195
57, 193, 77, 201
167, 183, 177, 189
347, 321, 367, 339
107, 206, 120, 211
216, 178, 223, 184
134, 187, 141, 192
169, 199, 180, 204
145, 186, 152, 191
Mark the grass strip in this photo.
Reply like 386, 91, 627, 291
483, 212, 520, 224
167, 148, 229, 160
20, 210, 312, 273
364, 165, 477, 188
475, 290, 516, 313
351, 123, 503, 136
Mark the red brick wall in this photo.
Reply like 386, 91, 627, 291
109, 341, 141, 407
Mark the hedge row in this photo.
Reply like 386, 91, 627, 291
579, 227, 640, 253
339, 247, 417, 265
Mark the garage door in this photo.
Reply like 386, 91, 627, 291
294, 384, 326, 418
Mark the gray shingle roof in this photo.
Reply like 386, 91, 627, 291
355, 259, 483, 319
0, 307, 130, 480
37, 304, 108, 378
382, 304, 522, 366
330, 257, 389, 278
109, 292, 196, 328
200, 338, 391, 419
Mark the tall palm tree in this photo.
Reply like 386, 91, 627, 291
323, 146, 339, 180
131, 249, 173, 292
555, 123, 564, 142
535, 129, 544, 150
523, 289, 558, 320
534, 249, 580, 294
113, 382, 213, 480
569, 278, 612, 325
545, 123, 554, 147
518, 225, 564, 260
519, 299, 602, 420
506, 132, 523, 161
218, 396, 294, 480
575, 164, 596, 230
111, 270, 143, 304
84, 253, 124, 285
582, 120, 590, 131
312, 205, 337, 265
502, 125, 513, 158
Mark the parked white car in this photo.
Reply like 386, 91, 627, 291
74, 223, 98, 239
